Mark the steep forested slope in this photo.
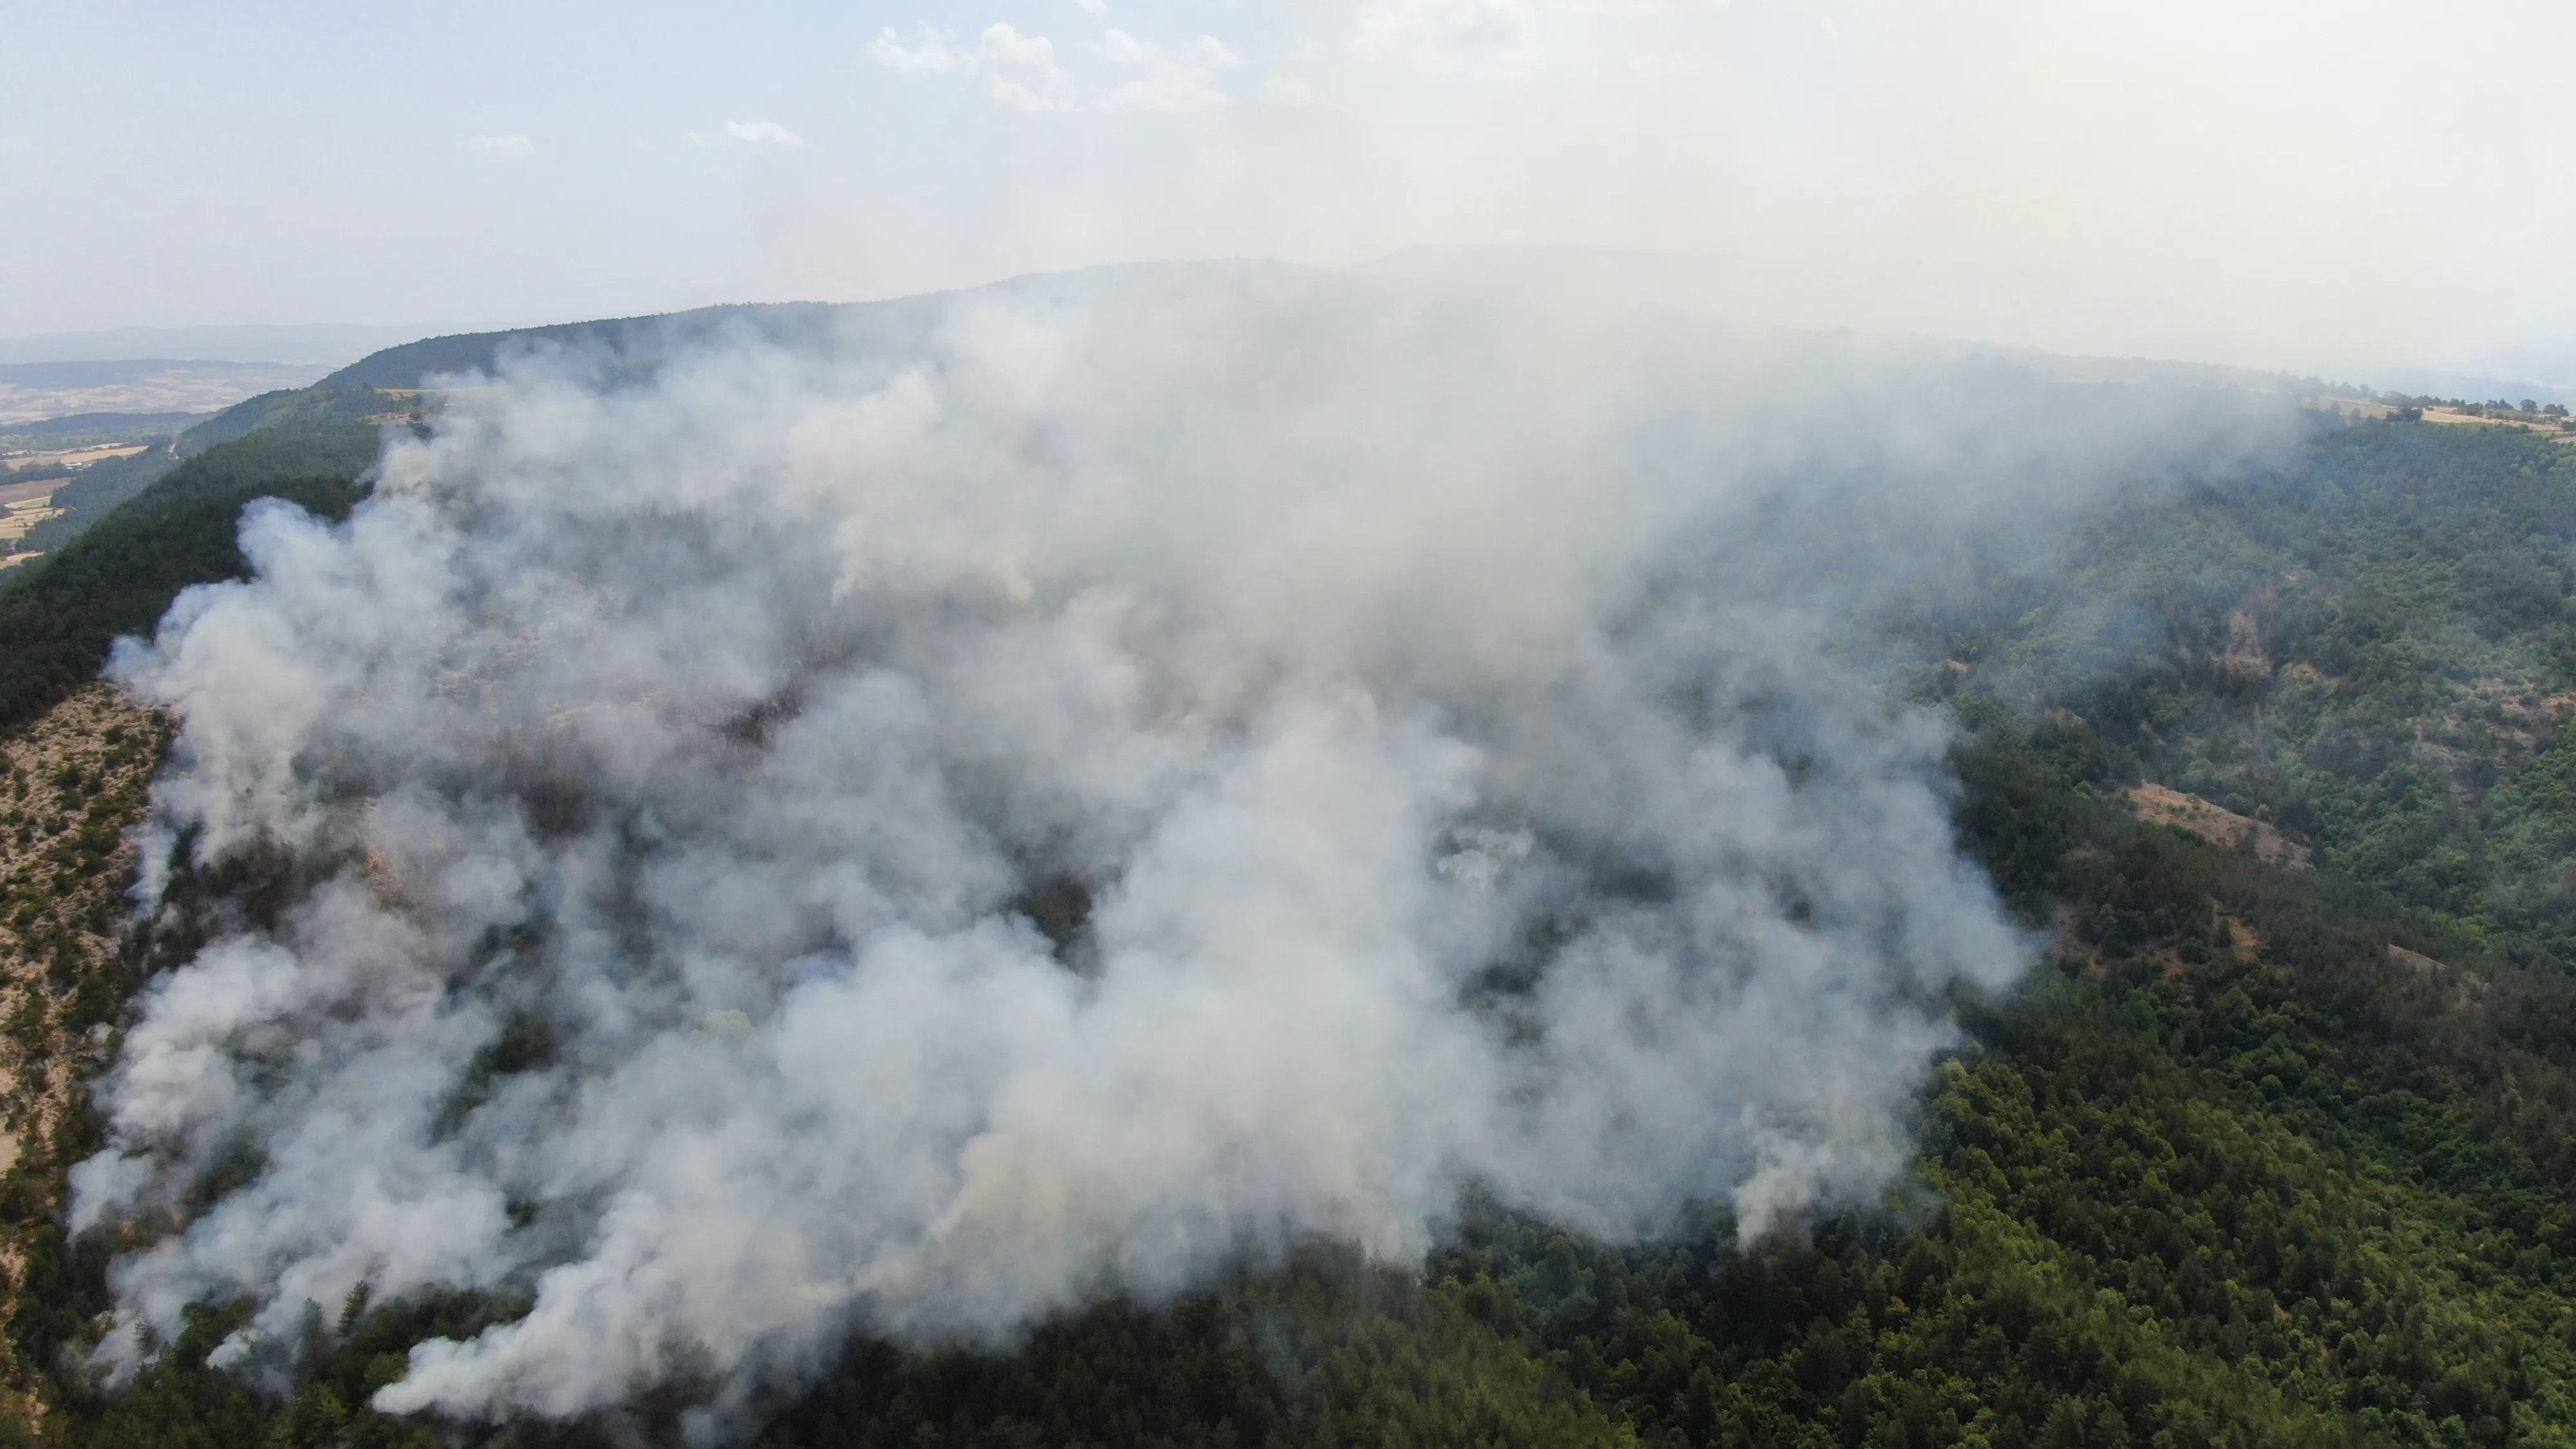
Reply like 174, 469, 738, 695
1, 415, 2571, 1448
0, 421, 380, 733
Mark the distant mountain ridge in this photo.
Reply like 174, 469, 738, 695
0, 322, 500, 368
314, 257, 2456, 411
318, 302, 850, 389
0, 411, 202, 440
0, 361, 308, 389
0, 361, 332, 428
315, 261, 1325, 389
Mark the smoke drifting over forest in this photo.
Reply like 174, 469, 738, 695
70, 265, 2291, 1433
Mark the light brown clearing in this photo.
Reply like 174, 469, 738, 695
2476, 685, 2576, 756
2219, 605, 2271, 679
2222, 916, 2262, 958
0, 502, 62, 547
2388, 943, 2490, 1015
2389, 943, 2443, 976
0, 478, 57, 509
2, 444, 147, 475
2420, 406, 2576, 442
2052, 902, 2097, 968
2165, 913, 2262, 982
2129, 783, 2314, 869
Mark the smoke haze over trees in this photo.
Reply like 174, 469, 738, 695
51, 265, 2298, 1432
1, 0, 2573, 1442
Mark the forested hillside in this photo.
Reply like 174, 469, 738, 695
1, 413, 2571, 1448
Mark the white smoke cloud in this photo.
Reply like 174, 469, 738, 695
72, 263, 2288, 1434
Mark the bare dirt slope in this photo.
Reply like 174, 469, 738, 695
2129, 782, 2313, 869
0, 684, 166, 1426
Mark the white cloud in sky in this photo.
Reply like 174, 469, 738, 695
1553, 0, 1728, 12
868, 25, 958, 74
871, 18, 1235, 115
1350, 0, 1538, 75
972, 23, 1084, 111
724, 119, 804, 146
1094, 30, 1244, 115
469, 134, 534, 158
12, 0, 2576, 381
1259, 75, 1315, 107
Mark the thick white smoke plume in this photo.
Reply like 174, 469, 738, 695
70, 264, 2287, 1430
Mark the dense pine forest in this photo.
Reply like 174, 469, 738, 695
1, 404, 2572, 1448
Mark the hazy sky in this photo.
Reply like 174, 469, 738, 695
5, 0, 2571, 379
